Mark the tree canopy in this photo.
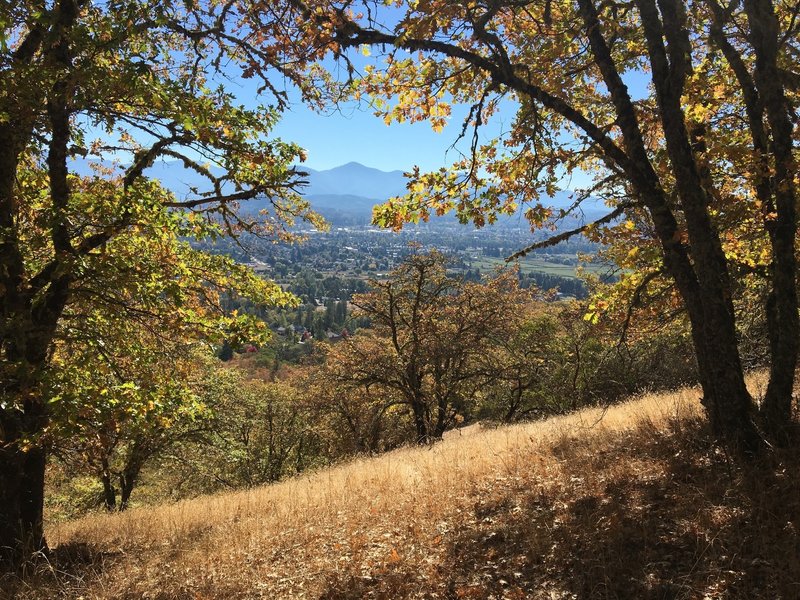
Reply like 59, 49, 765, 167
319, 252, 531, 443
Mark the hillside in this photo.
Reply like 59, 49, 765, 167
6, 378, 800, 599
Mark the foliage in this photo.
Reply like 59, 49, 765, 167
304, 251, 697, 451
311, 252, 532, 444
306, 336, 416, 454
475, 300, 697, 422
160, 363, 323, 495
48, 341, 212, 511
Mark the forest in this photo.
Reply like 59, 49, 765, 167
1, 0, 799, 597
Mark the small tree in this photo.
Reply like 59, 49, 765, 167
50, 344, 212, 512
478, 310, 565, 422
310, 336, 414, 454
329, 252, 530, 443
168, 367, 320, 492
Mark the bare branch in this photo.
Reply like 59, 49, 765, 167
506, 201, 632, 261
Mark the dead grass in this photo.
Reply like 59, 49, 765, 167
4, 376, 800, 599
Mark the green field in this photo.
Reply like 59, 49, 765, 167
469, 255, 606, 279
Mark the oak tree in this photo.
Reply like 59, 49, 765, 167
0, 0, 318, 565
328, 252, 530, 443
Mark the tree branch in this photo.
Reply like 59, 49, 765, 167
506, 201, 632, 261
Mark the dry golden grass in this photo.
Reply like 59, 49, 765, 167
5, 375, 800, 599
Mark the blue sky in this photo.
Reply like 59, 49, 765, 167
271, 98, 510, 174
210, 0, 654, 179
272, 101, 474, 173
264, 4, 465, 173
218, 7, 652, 180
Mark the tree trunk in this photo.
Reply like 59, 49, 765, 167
633, 0, 763, 453
0, 354, 53, 569
743, 0, 799, 440
707, 0, 798, 440
101, 459, 117, 511
504, 380, 523, 422
0, 0, 87, 569
433, 395, 448, 440
691, 307, 761, 452
409, 394, 430, 444
118, 460, 143, 512
673, 256, 761, 452
575, 0, 760, 453
0, 439, 47, 569
119, 474, 134, 512
20, 446, 47, 553
1, 290, 71, 567
762, 287, 797, 439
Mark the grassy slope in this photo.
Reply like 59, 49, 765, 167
5, 378, 800, 599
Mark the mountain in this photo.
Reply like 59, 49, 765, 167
69, 158, 609, 227
299, 163, 611, 226
304, 193, 379, 225
71, 158, 402, 198
300, 162, 408, 199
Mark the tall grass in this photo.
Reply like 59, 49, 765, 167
6, 375, 799, 599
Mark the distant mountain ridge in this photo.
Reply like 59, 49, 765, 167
301, 162, 408, 199
70, 159, 607, 226
296, 163, 606, 226
298, 162, 409, 224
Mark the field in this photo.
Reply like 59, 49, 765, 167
4, 375, 800, 599
471, 255, 609, 279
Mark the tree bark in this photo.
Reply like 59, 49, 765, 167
579, 0, 761, 453
0, 432, 26, 567
115, 440, 151, 512
744, 0, 799, 439
0, 0, 82, 568
708, 0, 798, 440
643, 0, 760, 451
410, 395, 430, 444
101, 459, 117, 511
119, 475, 135, 512
0, 414, 48, 568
